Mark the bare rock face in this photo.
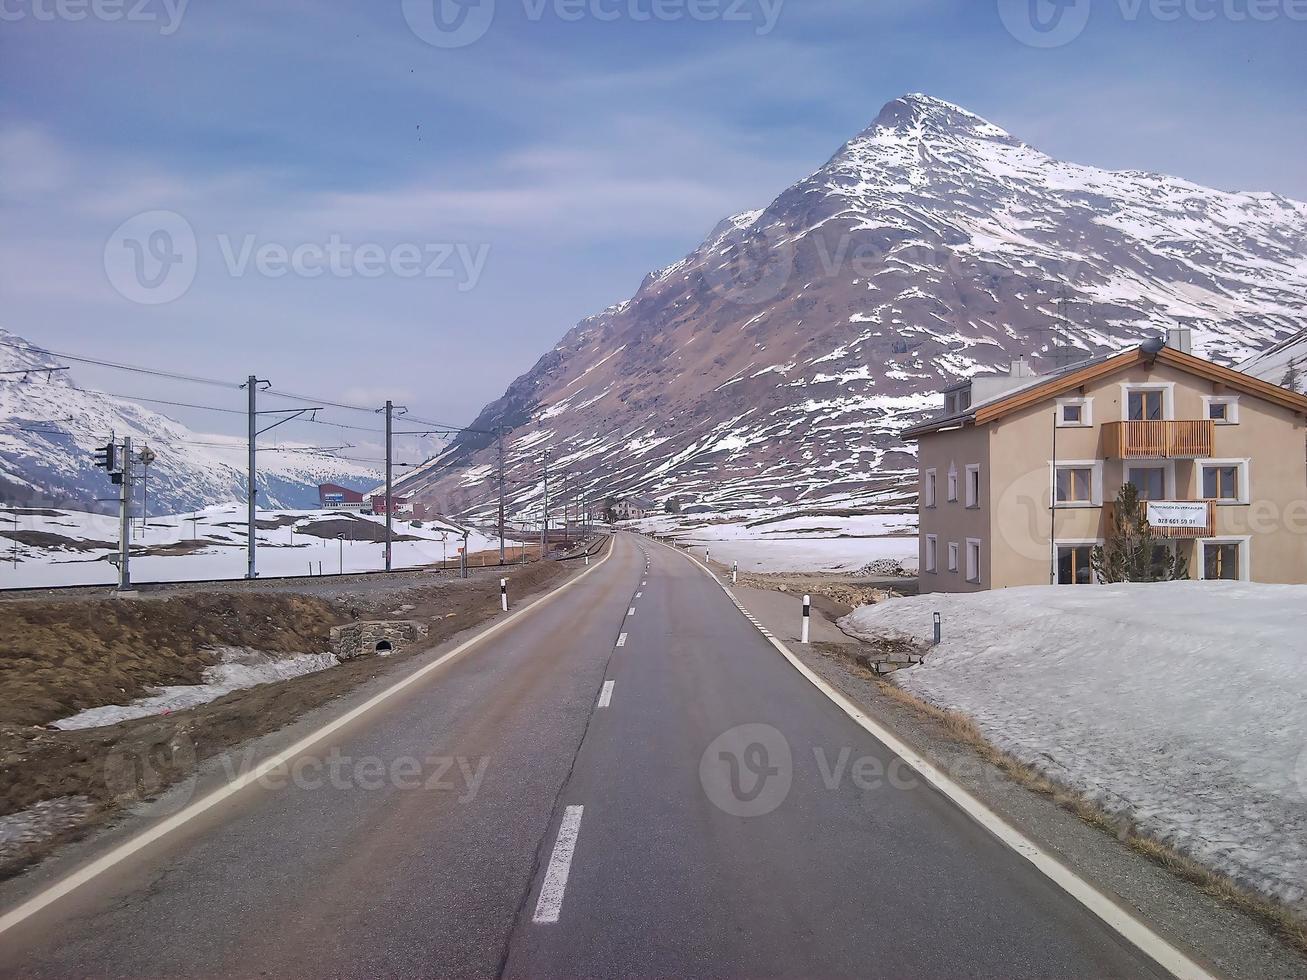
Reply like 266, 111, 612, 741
399, 94, 1307, 517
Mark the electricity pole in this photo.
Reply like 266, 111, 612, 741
384, 399, 393, 572
117, 436, 132, 591
497, 428, 506, 565
244, 378, 317, 581
562, 469, 570, 545
245, 375, 258, 580
540, 453, 549, 557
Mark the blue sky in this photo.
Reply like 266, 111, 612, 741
1, 0, 1304, 441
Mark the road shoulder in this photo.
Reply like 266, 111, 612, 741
0, 540, 609, 908
709, 565, 1305, 980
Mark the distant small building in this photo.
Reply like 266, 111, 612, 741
318, 483, 368, 511
370, 493, 414, 517
613, 497, 656, 520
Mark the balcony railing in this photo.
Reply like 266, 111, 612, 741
1106, 498, 1215, 538
1102, 419, 1214, 458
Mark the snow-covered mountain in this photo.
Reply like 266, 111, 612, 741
407, 94, 1307, 515
1240, 326, 1307, 394
0, 329, 382, 511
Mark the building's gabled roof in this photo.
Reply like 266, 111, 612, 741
901, 343, 1307, 440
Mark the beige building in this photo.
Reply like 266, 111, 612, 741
902, 333, 1307, 591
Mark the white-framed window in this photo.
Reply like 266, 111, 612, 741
947, 541, 959, 573
964, 464, 981, 509
1056, 396, 1093, 427
1199, 537, 1250, 581
1120, 383, 1175, 422
924, 534, 938, 573
1199, 458, 1250, 504
946, 464, 958, 502
1125, 462, 1174, 502
1202, 394, 1240, 425
965, 538, 981, 584
924, 468, 937, 508
1056, 540, 1101, 585
1053, 460, 1104, 507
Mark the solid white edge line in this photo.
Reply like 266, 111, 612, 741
616, 633, 628, 648
654, 536, 1216, 980
533, 805, 584, 924
597, 680, 615, 708
0, 539, 618, 938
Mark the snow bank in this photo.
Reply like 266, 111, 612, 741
52, 648, 338, 730
840, 582, 1307, 906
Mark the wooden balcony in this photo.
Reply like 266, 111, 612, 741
1102, 419, 1214, 458
1106, 499, 1215, 538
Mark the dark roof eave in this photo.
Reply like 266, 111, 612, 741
901, 411, 976, 440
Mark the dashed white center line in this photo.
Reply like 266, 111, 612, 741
597, 680, 615, 707
628, 607, 636, 616
533, 805, 584, 924
616, 632, 628, 647
636, 591, 643, 598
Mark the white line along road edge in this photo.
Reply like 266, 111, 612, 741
652, 536, 1216, 980
534, 805, 584, 924
0, 538, 618, 938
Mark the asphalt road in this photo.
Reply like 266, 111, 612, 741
0, 533, 1168, 978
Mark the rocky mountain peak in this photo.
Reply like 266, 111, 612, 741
396, 96, 1307, 520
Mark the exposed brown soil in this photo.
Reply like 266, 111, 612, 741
0, 556, 572, 877
293, 518, 423, 543
0, 593, 345, 727
0, 530, 116, 552
731, 568, 904, 608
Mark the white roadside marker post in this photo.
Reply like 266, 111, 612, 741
801, 594, 811, 645
731, 560, 737, 585
501, 578, 508, 612
933, 611, 941, 646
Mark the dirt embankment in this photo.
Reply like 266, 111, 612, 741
0, 557, 571, 875
0, 593, 343, 728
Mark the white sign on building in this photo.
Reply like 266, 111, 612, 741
1146, 501, 1209, 529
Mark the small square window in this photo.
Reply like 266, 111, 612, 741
1202, 464, 1241, 501
1057, 398, 1091, 427
1056, 467, 1094, 503
1205, 397, 1239, 424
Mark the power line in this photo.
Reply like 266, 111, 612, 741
0, 336, 243, 389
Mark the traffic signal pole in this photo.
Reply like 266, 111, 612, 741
117, 436, 132, 591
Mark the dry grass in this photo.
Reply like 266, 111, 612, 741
0, 593, 344, 727
873, 678, 1307, 958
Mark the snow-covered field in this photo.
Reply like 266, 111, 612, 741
840, 582, 1307, 906
628, 506, 918, 573
0, 505, 500, 589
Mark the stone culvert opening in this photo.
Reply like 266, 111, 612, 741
375, 640, 393, 653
